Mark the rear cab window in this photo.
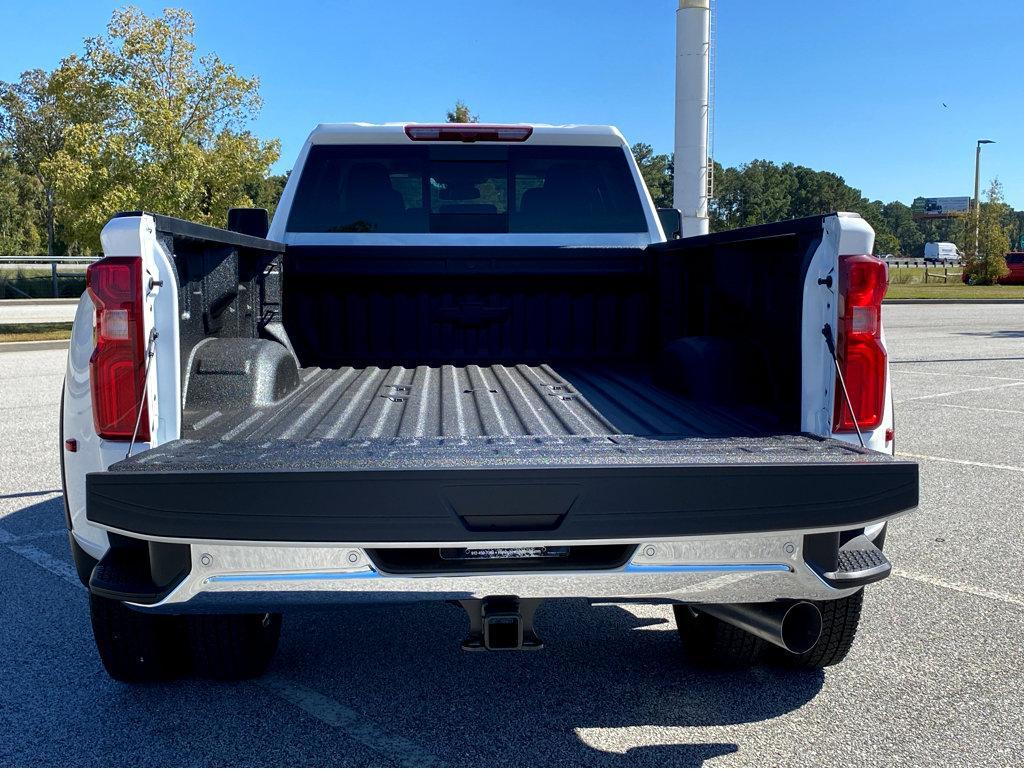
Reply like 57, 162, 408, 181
286, 144, 648, 235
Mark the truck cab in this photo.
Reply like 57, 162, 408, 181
62, 123, 917, 681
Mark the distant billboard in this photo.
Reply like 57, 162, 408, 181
911, 196, 972, 219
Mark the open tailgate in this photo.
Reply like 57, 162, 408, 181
87, 434, 918, 543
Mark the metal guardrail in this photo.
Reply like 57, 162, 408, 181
0, 256, 98, 264
884, 258, 963, 284
0, 255, 99, 298
884, 258, 962, 268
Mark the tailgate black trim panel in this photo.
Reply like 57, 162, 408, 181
86, 460, 918, 543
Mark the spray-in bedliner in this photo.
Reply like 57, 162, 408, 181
175, 362, 778, 444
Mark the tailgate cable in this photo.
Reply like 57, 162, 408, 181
126, 328, 159, 459
821, 323, 865, 448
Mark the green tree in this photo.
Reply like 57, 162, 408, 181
711, 159, 797, 228
917, 218, 943, 242
0, 153, 43, 254
708, 160, 733, 232
446, 100, 479, 123
850, 199, 900, 256
864, 204, 900, 256
1007, 209, 1024, 252
957, 180, 1011, 284
790, 165, 865, 217
630, 142, 673, 208
44, 7, 279, 252
247, 171, 289, 218
708, 158, 898, 254
0, 69, 73, 255
879, 201, 924, 257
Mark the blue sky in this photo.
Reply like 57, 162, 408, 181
2, 0, 1021, 208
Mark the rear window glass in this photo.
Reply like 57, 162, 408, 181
286, 144, 647, 234
1006, 253, 1024, 265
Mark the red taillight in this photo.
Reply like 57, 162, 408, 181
833, 254, 888, 433
404, 124, 533, 142
86, 256, 149, 442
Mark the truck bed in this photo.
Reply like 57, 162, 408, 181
181, 363, 774, 443
86, 363, 918, 544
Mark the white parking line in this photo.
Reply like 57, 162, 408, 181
0, 526, 82, 588
4, 527, 68, 541
896, 380, 1024, 403
7, 543, 82, 587
258, 674, 441, 767
894, 571, 1024, 609
940, 403, 1024, 416
899, 452, 1024, 474
890, 369, 1024, 383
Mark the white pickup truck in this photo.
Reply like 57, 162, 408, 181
61, 123, 917, 681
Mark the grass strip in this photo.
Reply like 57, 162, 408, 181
0, 322, 74, 343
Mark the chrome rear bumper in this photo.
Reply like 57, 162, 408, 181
127, 528, 882, 612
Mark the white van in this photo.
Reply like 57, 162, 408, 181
924, 242, 962, 263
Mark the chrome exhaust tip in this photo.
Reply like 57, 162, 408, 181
700, 600, 823, 654
776, 601, 823, 654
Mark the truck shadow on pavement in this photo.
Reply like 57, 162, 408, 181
267, 601, 825, 766
1, 496, 825, 768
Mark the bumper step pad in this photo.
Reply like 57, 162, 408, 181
822, 535, 891, 587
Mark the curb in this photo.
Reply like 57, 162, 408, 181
0, 298, 80, 307
0, 339, 70, 353
885, 299, 1024, 305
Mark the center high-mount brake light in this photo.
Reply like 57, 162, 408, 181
833, 254, 888, 433
404, 124, 533, 143
86, 256, 150, 442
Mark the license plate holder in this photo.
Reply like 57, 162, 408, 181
440, 546, 570, 561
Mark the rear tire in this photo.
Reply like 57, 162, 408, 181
768, 590, 864, 669
186, 613, 282, 680
673, 605, 764, 667
90, 594, 188, 682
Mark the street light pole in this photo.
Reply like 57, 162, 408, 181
974, 139, 995, 261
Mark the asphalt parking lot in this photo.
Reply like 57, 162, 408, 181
1, 303, 1022, 767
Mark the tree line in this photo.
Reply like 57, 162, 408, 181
632, 143, 1023, 283
1, 6, 1019, 283
0, 7, 281, 255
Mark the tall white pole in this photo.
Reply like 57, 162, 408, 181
673, 0, 711, 237
974, 143, 983, 264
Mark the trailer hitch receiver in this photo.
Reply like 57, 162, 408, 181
459, 596, 543, 651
